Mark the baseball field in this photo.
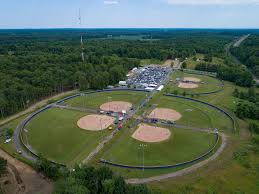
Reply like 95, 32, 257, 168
101, 125, 216, 166
167, 71, 223, 95
65, 90, 147, 110
23, 90, 147, 165
19, 74, 234, 178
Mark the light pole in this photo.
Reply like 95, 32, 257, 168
139, 144, 147, 171
108, 96, 112, 111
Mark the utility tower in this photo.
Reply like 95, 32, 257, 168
79, 9, 85, 62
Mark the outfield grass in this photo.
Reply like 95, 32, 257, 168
145, 96, 213, 129
166, 71, 222, 95
102, 124, 215, 166
65, 91, 147, 110
26, 108, 112, 165
148, 81, 259, 194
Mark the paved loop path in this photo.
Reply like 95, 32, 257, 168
127, 132, 227, 184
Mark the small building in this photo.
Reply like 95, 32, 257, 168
145, 87, 155, 92
107, 85, 114, 89
148, 84, 157, 88
132, 67, 138, 72
156, 85, 164, 91
119, 81, 127, 87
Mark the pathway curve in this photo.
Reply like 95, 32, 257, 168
126, 132, 227, 184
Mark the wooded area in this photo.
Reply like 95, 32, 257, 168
0, 29, 254, 118
231, 35, 259, 78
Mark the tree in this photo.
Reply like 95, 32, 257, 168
233, 88, 240, 98
182, 62, 187, 69
0, 157, 7, 177
35, 155, 61, 180
0, 94, 7, 118
54, 177, 90, 194
114, 176, 126, 194
102, 179, 115, 194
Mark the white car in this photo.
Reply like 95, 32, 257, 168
4, 139, 11, 144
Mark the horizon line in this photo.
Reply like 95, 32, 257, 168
0, 27, 259, 30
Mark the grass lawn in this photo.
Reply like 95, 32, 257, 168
186, 54, 224, 70
140, 59, 163, 66
102, 124, 216, 166
65, 91, 147, 110
166, 71, 222, 95
185, 54, 205, 69
26, 108, 112, 166
0, 114, 32, 163
148, 81, 259, 194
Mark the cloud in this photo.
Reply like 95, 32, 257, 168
104, 0, 119, 5
166, 0, 259, 5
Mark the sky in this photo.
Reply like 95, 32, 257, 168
0, 0, 259, 29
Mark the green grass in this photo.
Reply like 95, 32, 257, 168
145, 94, 233, 132
145, 96, 213, 129
0, 114, 31, 163
65, 91, 147, 110
185, 54, 205, 69
102, 126, 215, 166
166, 70, 222, 95
26, 108, 112, 166
186, 54, 224, 70
140, 59, 164, 66
147, 80, 259, 194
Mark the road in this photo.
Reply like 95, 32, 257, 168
233, 34, 250, 47
226, 34, 259, 84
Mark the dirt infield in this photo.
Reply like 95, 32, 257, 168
77, 115, 115, 131
148, 108, 182, 121
183, 77, 201, 82
178, 82, 199, 89
132, 124, 171, 143
100, 101, 132, 113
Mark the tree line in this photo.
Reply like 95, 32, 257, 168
0, 30, 236, 118
233, 87, 259, 120
35, 155, 155, 194
231, 35, 259, 78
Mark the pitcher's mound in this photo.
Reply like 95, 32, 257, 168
178, 82, 199, 89
100, 101, 132, 113
77, 115, 115, 131
148, 108, 182, 121
132, 124, 171, 143
183, 77, 201, 82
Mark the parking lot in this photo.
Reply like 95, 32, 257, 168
127, 66, 171, 88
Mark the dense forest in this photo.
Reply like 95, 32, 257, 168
0, 29, 256, 118
231, 35, 259, 78
35, 156, 153, 194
